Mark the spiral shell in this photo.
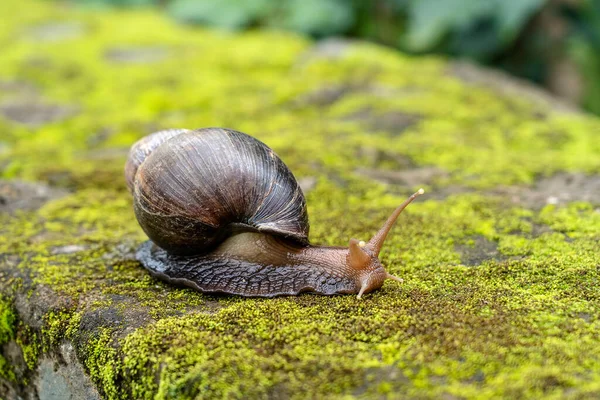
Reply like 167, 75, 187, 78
125, 128, 190, 192
127, 128, 309, 255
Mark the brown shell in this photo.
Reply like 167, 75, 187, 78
129, 128, 309, 255
125, 128, 190, 192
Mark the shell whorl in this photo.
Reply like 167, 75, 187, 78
125, 128, 190, 193
129, 128, 309, 255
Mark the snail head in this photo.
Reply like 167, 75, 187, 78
346, 188, 425, 299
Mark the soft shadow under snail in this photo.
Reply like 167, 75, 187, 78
125, 128, 424, 298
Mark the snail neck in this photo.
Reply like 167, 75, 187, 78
215, 231, 347, 270
212, 231, 361, 294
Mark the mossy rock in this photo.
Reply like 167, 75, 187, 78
1, 1, 600, 399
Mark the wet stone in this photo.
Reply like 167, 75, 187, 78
368, 111, 422, 134
298, 37, 355, 64
0, 101, 77, 126
449, 60, 579, 114
455, 236, 507, 266
0, 180, 67, 213
105, 47, 169, 64
298, 176, 317, 193
51, 245, 87, 255
0, 80, 37, 96
296, 85, 350, 107
355, 166, 448, 188
27, 22, 85, 42
77, 294, 155, 337
13, 283, 76, 330
357, 147, 414, 169
498, 173, 600, 208
34, 343, 101, 400
345, 109, 422, 136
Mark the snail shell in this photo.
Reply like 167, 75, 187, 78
127, 128, 308, 255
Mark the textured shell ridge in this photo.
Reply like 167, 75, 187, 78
124, 128, 190, 192
130, 127, 309, 255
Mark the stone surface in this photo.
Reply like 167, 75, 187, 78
0, 181, 67, 214
498, 172, 600, 207
449, 61, 580, 114
455, 236, 507, 266
35, 343, 101, 400
27, 23, 84, 42
104, 47, 169, 64
0, 102, 77, 126
0, 1, 599, 399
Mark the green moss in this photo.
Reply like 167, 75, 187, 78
16, 325, 40, 372
0, 0, 599, 399
538, 202, 600, 237
0, 297, 17, 382
42, 310, 82, 351
85, 329, 123, 399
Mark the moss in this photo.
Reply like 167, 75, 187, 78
0, 0, 599, 399
0, 297, 17, 382
84, 329, 123, 400
42, 310, 82, 350
537, 202, 600, 237
16, 325, 40, 372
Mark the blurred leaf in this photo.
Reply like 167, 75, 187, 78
404, 0, 545, 52
567, 0, 600, 114
566, 0, 600, 49
404, 0, 488, 51
494, 0, 545, 42
275, 0, 354, 37
168, 0, 270, 29
570, 38, 600, 114
449, 19, 503, 60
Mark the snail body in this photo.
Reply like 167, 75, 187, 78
126, 128, 423, 298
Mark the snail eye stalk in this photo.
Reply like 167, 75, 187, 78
368, 188, 424, 256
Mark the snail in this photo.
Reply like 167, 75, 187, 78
126, 127, 424, 298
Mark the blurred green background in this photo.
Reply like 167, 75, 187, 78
57, 0, 600, 116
